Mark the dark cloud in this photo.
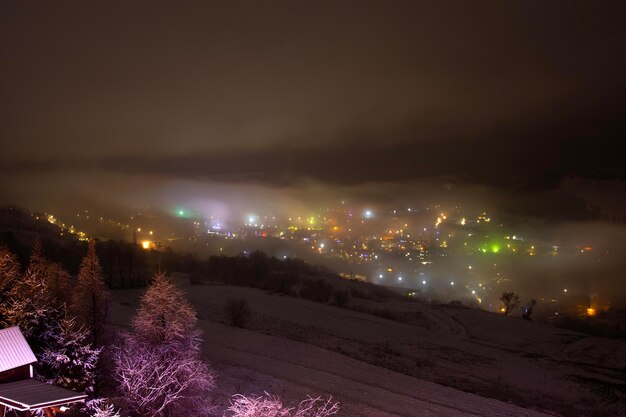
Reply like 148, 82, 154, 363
0, 0, 625, 220
2, 1, 625, 161
3, 105, 624, 190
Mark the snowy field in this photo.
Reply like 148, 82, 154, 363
110, 277, 626, 417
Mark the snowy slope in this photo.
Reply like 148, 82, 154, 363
111, 279, 626, 416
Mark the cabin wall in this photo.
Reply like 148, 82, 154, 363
0, 364, 31, 383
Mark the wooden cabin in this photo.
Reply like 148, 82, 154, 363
0, 327, 88, 416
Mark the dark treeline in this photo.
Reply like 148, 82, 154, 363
187, 250, 316, 291
0, 205, 83, 272
0, 206, 156, 287
0, 206, 322, 291
0, 205, 403, 304
192, 250, 404, 310
0, 229, 156, 289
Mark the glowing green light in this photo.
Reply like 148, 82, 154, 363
491, 245, 500, 253
481, 248, 487, 253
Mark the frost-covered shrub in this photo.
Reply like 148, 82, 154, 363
83, 398, 120, 417
226, 393, 340, 417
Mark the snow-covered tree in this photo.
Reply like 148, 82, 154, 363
91, 403, 121, 417
0, 246, 19, 291
227, 394, 291, 417
74, 240, 110, 346
27, 239, 47, 277
0, 246, 20, 314
115, 335, 215, 417
46, 261, 73, 309
0, 267, 57, 353
39, 314, 101, 394
132, 273, 199, 345
83, 398, 121, 417
0, 243, 66, 354
19, 240, 74, 310
226, 393, 340, 417
114, 273, 216, 417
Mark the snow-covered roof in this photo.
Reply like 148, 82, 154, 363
0, 327, 37, 373
0, 379, 87, 411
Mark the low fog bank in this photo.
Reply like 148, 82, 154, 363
425, 220, 626, 308
1, 169, 625, 305
2, 168, 619, 220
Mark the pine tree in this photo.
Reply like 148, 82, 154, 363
46, 261, 73, 310
27, 238, 47, 276
0, 242, 66, 354
132, 273, 199, 345
0, 246, 20, 312
24, 239, 73, 310
74, 240, 110, 346
40, 314, 101, 394
0, 267, 58, 353
114, 273, 216, 417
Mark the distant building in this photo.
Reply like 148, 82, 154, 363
0, 327, 87, 416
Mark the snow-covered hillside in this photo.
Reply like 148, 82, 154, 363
111, 277, 626, 416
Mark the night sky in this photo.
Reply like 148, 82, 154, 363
1, 1, 625, 214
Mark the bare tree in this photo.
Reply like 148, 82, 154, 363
226, 393, 340, 417
499, 291, 520, 316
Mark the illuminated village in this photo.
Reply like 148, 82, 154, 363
39, 202, 611, 319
